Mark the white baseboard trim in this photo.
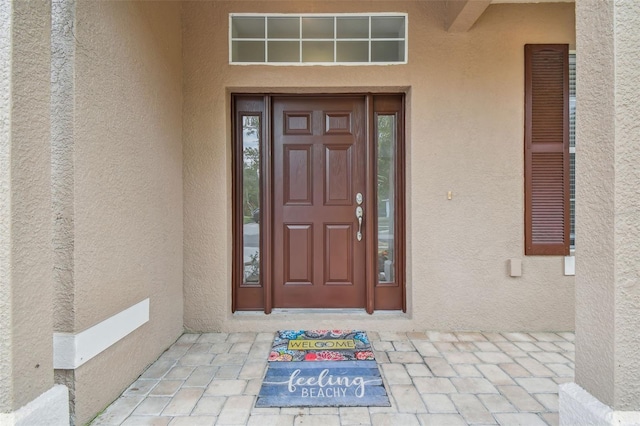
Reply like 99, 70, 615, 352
0, 385, 69, 426
53, 298, 149, 369
560, 382, 640, 425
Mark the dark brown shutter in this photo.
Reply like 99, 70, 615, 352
524, 44, 570, 255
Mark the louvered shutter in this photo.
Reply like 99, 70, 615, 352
524, 44, 570, 255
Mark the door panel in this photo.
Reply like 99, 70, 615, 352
273, 96, 366, 308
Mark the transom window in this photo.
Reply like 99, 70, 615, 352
230, 14, 407, 65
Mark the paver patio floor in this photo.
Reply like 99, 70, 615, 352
91, 331, 575, 425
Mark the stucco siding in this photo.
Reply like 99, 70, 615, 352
183, 2, 576, 332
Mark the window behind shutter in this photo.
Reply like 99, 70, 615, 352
524, 44, 570, 255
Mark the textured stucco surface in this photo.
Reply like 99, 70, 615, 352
183, 1, 576, 332
575, 0, 640, 411
0, 0, 54, 413
53, 1, 184, 423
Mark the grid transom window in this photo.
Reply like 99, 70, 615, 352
230, 14, 407, 65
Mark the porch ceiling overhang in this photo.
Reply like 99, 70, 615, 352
446, 0, 575, 32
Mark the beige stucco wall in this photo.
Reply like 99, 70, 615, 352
55, 1, 184, 423
575, 0, 640, 411
183, 1, 576, 332
0, 0, 54, 413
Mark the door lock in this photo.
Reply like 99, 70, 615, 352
356, 206, 363, 241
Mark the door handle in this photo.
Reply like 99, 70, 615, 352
356, 206, 363, 241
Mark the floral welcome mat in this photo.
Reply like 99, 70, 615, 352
268, 330, 374, 362
256, 330, 390, 407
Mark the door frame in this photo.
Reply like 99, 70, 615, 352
232, 93, 405, 314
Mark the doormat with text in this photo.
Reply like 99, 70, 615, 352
268, 330, 374, 362
256, 330, 390, 407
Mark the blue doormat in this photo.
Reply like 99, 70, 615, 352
256, 330, 390, 407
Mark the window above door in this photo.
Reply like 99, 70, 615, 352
230, 14, 407, 65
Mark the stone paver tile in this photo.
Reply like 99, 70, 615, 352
501, 332, 535, 342
162, 388, 204, 416
455, 332, 488, 342
205, 379, 247, 396
453, 342, 477, 352
553, 377, 573, 385
91, 396, 145, 424
245, 378, 263, 395
132, 397, 172, 416
121, 416, 172, 426
412, 341, 440, 358
309, 407, 338, 414
424, 357, 457, 377
141, 361, 176, 379
494, 342, 527, 358
546, 363, 574, 377
192, 396, 226, 416
373, 341, 394, 352
198, 333, 228, 343
378, 331, 408, 341
238, 362, 267, 379
497, 385, 544, 412
281, 408, 309, 415
390, 384, 427, 413
178, 333, 201, 344
495, 413, 547, 426
149, 380, 183, 396
178, 353, 214, 366
371, 413, 420, 426
452, 364, 483, 378
407, 332, 428, 340
541, 412, 559, 426
499, 363, 531, 378
475, 352, 513, 364
367, 331, 380, 341
227, 332, 257, 343
515, 358, 555, 377
164, 366, 195, 381
482, 333, 508, 342
513, 342, 542, 352
450, 393, 495, 424
451, 377, 499, 394
535, 342, 563, 352
187, 343, 214, 354
515, 378, 558, 393
529, 332, 563, 342
248, 342, 273, 359
217, 395, 254, 425
339, 407, 371, 424
433, 342, 458, 352
392, 340, 415, 351
529, 351, 571, 364
256, 332, 275, 342
563, 352, 575, 362
477, 394, 516, 413
183, 366, 217, 387
230, 342, 253, 353
474, 342, 500, 352
251, 408, 280, 415
554, 341, 574, 352
209, 343, 233, 354
477, 364, 515, 385
158, 346, 190, 362
215, 364, 242, 379
293, 414, 340, 426
417, 413, 467, 425
421, 394, 456, 413
557, 332, 575, 342
413, 377, 457, 394
388, 351, 423, 364
374, 351, 390, 364
535, 393, 559, 411
168, 416, 216, 426
247, 414, 295, 426
211, 353, 247, 366
426, 331, 458, 342
124, 379, 159, 397
443, 351, 481, 364
405, 363, 433, 377
380, 363, 411, 384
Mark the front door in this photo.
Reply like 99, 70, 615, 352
272, 96, 366, 308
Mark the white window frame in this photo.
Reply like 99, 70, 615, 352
229, 13, 408, 66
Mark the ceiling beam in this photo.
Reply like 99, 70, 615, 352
446, 0, 492, 32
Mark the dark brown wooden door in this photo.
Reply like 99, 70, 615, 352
273, 96, 366, 308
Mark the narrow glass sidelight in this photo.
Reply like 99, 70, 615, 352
377, 115, 396, 283
242, 115, 260, 284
